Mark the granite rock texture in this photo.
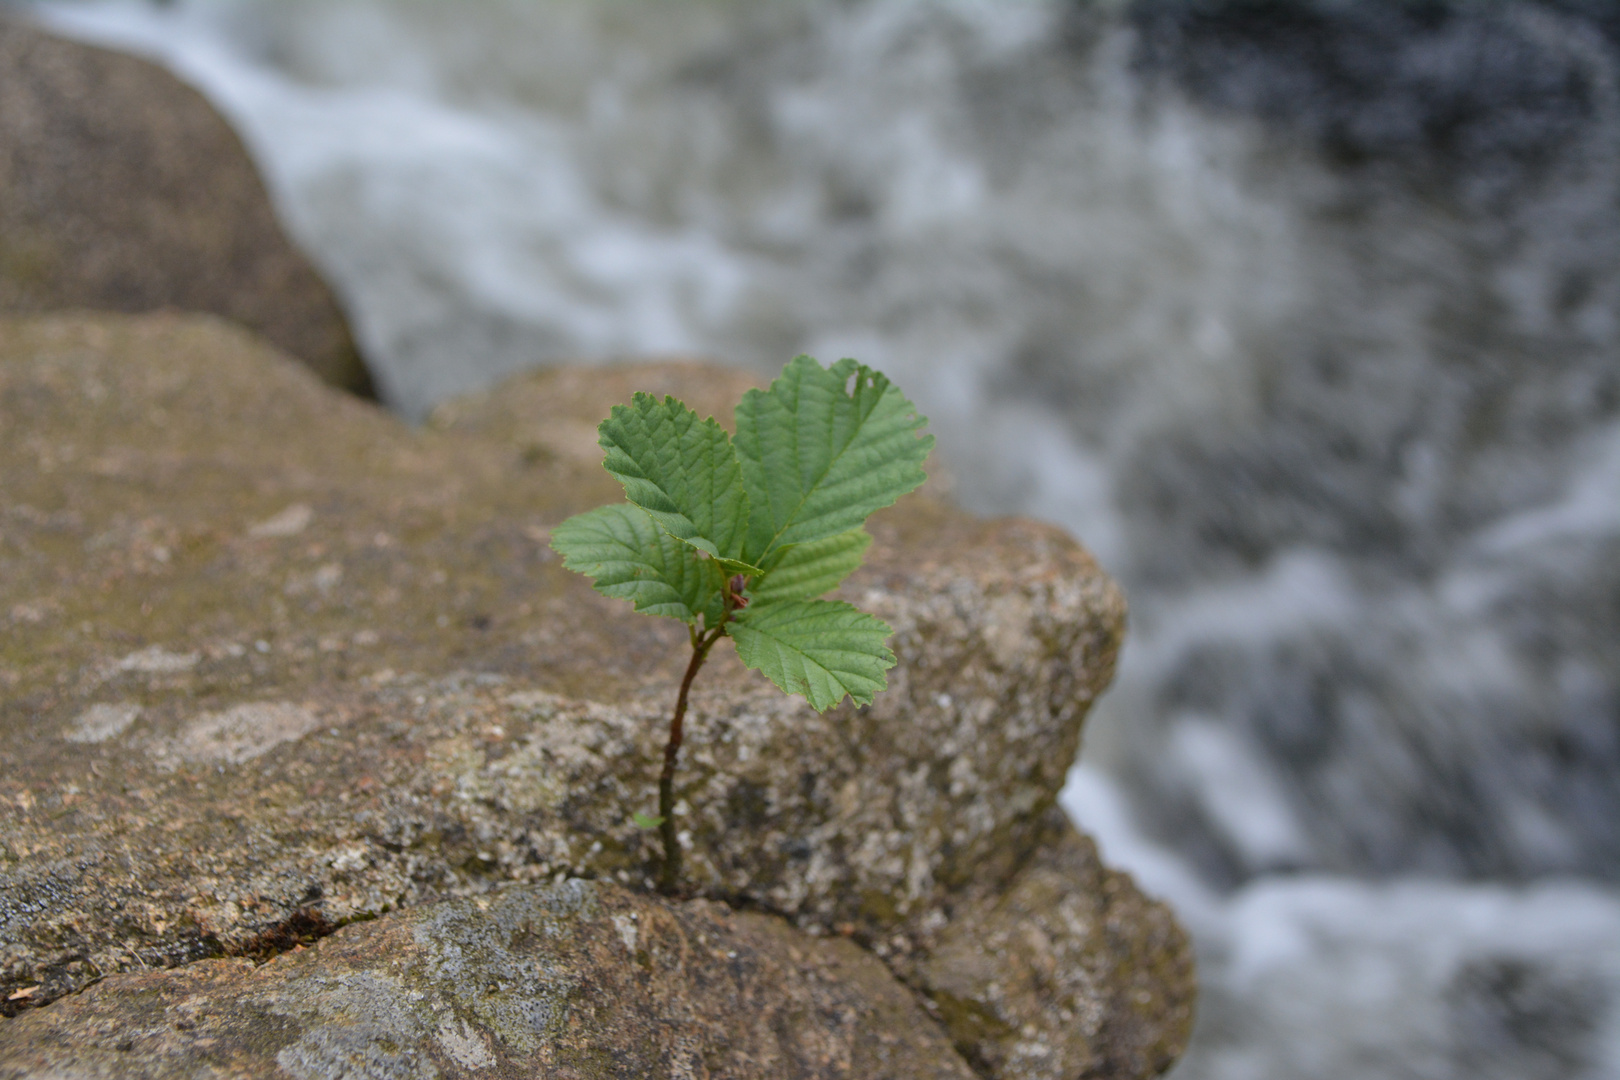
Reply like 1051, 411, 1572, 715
0, 878, 977, 1080
0, 313, 1192, 1077
908, 815, 1194, 1080
0, 19, 372, 396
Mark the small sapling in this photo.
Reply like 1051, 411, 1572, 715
550, 355, 932, 893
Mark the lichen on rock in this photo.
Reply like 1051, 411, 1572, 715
0, 878, 979, 1079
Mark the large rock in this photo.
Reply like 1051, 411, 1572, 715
0, 878, 976, 1079
0, 313, 1192, 1077
907, 815, 1193, 1080
0, 19, 373, 397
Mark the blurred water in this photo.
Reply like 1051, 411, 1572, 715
26, 1, 1620, 1076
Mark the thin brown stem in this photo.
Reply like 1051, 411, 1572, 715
657, 595, 735, 894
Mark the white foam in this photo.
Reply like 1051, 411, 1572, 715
1166, 716, 1312, 874
1474, 426, 1620, 555
1064, 765, 1620, 1080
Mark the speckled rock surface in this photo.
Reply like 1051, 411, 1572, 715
0, 18, 372, 396
906, 811, 1196, 1080
0, 877, 977, 1079
0, 313, 1191, 1077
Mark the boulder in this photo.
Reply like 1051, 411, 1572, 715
0, 878, 976, 1080
0, 19, 373, 397
907, 815, 1194, 1080
0, 313, 1192, 1078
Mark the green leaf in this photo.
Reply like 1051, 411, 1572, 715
598, 392, 750, 561
733, 356, 932, 564
549, 503, 719, 622
632, 812, 665, 829
749, 528, 872, 604
726, 598, 895, 712
711, 555, 765, 577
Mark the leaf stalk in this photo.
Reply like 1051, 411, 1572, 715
657, 580, 739, 894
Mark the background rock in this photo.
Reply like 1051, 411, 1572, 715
0, 18, 373, 397
909, 812, 1195, 1080
0, 877, 976, 1080
0, 313, 1190, 1077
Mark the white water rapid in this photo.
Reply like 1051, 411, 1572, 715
23, 2, 1620, 1076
